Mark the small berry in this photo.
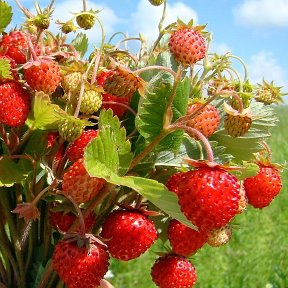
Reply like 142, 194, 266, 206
100, 209, 158, 261
244, 164, 282, 209
148, 0, 165, 6
207, 225, 232, 247
58, 117, 85, 142
151, 254, 197, 288
52, 239, 109, 288
76, 11, 96, 30
62, 159, 106, 204
167, 219, 208, 256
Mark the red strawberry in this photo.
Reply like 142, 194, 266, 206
166, 171, 186, 195
66, 129, 98, 162
151, 254, 197, 288
0, 31, 28, 64
0, 81, 30, 127
52, 239, 109, 288
100, 209, 158, 261
62, 159, 106, 204
186, 102, 220, 139
244, 164, 282, 208
168, 26, 207, 66
46, 132, 65, 171
0, 55, 19, 83
102, 93, 130, 118
168, 167, 240, 231
167, 219, 208, 256
49, 210, 96, 233
23, 59, 61, 94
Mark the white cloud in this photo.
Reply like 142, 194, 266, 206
248, 51, 287, 87
210, 42, 233, 55
233, 0, 288, 27
129, 0, 198, 42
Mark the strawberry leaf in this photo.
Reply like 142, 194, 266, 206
135, 76, 189, 152
0, 156, 27, 187
85, 109, 133, 176
0, 1, 13, 33
84, 157, 197, 230
70, 32, 88, 57
26, 93, 63, 130
0, 58, 13, 80
211, 102, 278, 162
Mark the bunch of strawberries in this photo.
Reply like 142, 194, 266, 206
0, 0, 285, 287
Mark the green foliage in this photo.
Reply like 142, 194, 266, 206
0, 58, 13, 80
70, 32, 89, 57
0, 1, 12, 33
0, 156, 27, 187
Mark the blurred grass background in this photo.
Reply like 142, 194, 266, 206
109, 105, 288, 288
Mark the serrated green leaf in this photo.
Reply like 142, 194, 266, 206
0, 58, 13, 80
211, 102, 278, 162
84, 156, 196, 230
70, 32, 88, 57
0, 156, 27, 187
136, 76, 189, 152
26, 93, 63, 130
0, 1, 13, 33
85, 109, 133, 176
230, 162, 259, 180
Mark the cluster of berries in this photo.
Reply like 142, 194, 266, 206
0, 0, 285, 288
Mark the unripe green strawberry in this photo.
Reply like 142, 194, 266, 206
57, 20, 78, 34
168, 21, 207, 66
58, 117, 85, 142
223, 102, 252, 137
148, 0, 165, 5
78, 88, 102, 115
62, 71, 82, 94
186, 102, 220, 139
207, 225, 232, 247
76, 10, 96, 30
151, 254, 197, 288
62, 159, 106, 204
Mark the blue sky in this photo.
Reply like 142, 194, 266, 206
8, 0, 288, 91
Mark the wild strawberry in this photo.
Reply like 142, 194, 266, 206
100, 67, 145, 98
62, 71, 83, 94
23, 59, 61, 94
186, 102, 220, 139
207, 225, 232, 247
244, 163, 282, 209
102, 93, 130, 118
0, 82, 30, 127
237, 181, 248, 214
168, 166, 240, 231
76, 10, 97, 30
49, 210, 96, 233
151, 254, 197, 288
0, 55, 18, 83
0, 31, 28, 64
52, 239, 109, 288
62, 159, 105, 204
66, 129, 98, 162
166, 171, 186, 195
167, 219, 208, 257
148, 0, 165, 6
168, 22, 207, 66
223, 102, 252, 137
46, 132, 65, 171
100, 209, 158, 261
58, 117, 85, 142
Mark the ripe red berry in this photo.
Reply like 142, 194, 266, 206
168, 167, 240, 231
0, 81, 30, 127
151, 254, 197, 288
66, 129, 98, 162
62, 159, 106, 204
166, 172, 186, 195
244, 164, 282, 208
23, 60, 61, 94
168, 27, 207, 66
186, 103, 220, 139
167, 219, 208, 256
0, 31, 28, 64
102, 93, 130, 118
49, 210, 96, 233
100, 209, 158, 261
52, 240, 109, 288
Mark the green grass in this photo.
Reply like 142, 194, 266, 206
109, 105, 288, 288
